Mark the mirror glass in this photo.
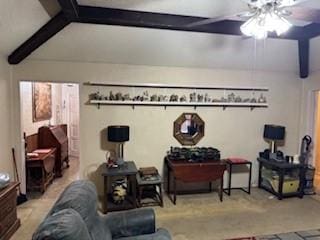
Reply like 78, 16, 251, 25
174, 113, 204, 145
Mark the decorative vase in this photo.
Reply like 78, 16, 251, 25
0, 173, 10, 189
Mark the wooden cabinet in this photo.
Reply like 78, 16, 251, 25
165, 157, 227, 204
0, 182, 20, 240
38, 125, 69, 177
26, 148, 56, 193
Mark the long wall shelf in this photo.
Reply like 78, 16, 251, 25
84, 82, 269, 91
85, 82, 269, 110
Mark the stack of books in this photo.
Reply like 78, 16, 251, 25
139, 167, 159, 181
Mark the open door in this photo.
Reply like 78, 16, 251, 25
313, 91, 320, 191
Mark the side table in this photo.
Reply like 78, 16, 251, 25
101, 161, 138, 213
223, 158, 252, 196
137, 173, 163, 207
257, 157, 305, 200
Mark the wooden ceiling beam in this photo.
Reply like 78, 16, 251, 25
302, 23, 320, 39
57, 0, 79, 20
8, 12, 70, 64
298, 39, 309, 79
8, 4, 320, 74
76, 6, 306, 40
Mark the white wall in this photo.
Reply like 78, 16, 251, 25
0, 58, 13, 178
299, 71, 320, 163
12, 60, 303, 196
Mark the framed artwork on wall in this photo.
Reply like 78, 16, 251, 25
32, 82, 52, 122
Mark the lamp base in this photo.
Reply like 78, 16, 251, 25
116, 157, 125, 166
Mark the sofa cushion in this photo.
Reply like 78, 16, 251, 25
32, 208, 91, 240
48, 180, 112, 240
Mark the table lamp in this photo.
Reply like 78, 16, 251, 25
107, 125, 129, 166
263, 124, 285, 158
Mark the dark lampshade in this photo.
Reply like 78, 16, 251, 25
108, 126, 129, 142
263, 124, 285, 140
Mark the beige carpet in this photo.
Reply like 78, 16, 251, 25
10, 161, 320, 240
155, 191, 320, 240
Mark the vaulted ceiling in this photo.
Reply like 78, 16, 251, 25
2, 0, 320, 78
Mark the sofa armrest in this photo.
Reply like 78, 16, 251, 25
104, 208, 156, 238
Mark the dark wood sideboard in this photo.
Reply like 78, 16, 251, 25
38, 125, 69, 177
0, 182, 20, 240
26, 148, 56, 193
165, 157, 227, 204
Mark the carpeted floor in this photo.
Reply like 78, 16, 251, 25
229, 229, 320, 239
154, 191, 320, 240
11, 161, 320, 240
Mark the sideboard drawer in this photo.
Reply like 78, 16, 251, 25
0, 191, 16, 218
0, 182, 20, 240
0, 211, 17, 236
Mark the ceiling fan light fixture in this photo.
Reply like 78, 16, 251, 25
240, 15, 268, 39
240, 2, 292, 39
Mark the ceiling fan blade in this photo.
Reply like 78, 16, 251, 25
288, 6, 320, 24
279, 0, 309, 7
186, 11, 249, 28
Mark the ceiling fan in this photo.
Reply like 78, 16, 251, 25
187, 0, 320, 39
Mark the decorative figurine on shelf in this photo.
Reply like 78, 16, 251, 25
143, 91, 149, 101
158, 95, 165, 102
197, 94, 204, 102
123, 94, 131, 101
190, 92, 196, 102
250, 97, 257, 103
227, 93, 236, 102
180, 95, 187, 102
258, 94, 267, 103
109, 91, 115, 100
204, 93, 211, 102
235, 96, 242, 102
115, 92, 123, 101
150, 94, 158, 101
170, 94, 179, 102
163, 95, 169, 102
220, 97, 228, 102
112, 179, 127, 204
90, 91, 103, 100
242, 98, 250, 103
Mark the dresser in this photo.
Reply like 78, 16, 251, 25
0, 182, 20, 240
38, 125, 69, 177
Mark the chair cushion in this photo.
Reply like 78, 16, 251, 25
227, 158, 250, 164
32, 208, 91, 240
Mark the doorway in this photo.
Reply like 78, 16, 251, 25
313, 91, 320, 191
19, 81, 80, 197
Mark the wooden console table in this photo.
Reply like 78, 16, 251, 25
0, 182, 20, 240
165, 157, 227, 204
26, 148, 56, 193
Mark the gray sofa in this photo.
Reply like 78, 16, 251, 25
32, 180, 171, 240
